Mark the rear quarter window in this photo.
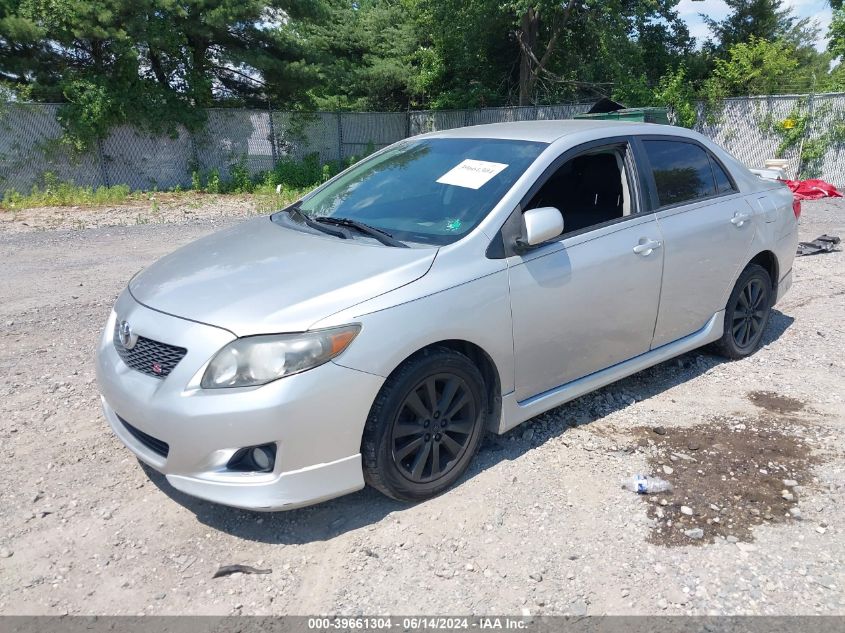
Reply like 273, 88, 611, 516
710, 154, 736, 194
643, 140, 717, 207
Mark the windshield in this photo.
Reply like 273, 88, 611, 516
293, 137, 547, 245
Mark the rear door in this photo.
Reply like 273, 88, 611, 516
636, 137, 755, 348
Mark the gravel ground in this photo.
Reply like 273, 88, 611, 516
0, 191, 270, 234
0, 198, 843, 616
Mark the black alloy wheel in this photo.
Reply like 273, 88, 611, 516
714, 263, 772, 359
391, 373, 477, 484
731, 277, 767, 349
361, 347, 487, 501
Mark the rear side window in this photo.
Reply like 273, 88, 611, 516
643, 140, 716, 207
710, 155, 735, 194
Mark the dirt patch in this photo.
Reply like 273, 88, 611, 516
633, 415, 814, 546
748, 390, 806, 415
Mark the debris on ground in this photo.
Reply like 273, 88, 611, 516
632, 401, 818, 546
797, 234, 840, 256
622, 475, 673, 494
781, 178, 843, 200
212, 564, 272, 579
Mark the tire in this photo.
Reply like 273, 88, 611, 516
713, 263, 773, 360
362, 347, 487, 502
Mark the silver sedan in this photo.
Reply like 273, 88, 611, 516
96, 120, 799, 510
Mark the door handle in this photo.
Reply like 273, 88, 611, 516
633, 239, 662, 256
731, 211, 751, 227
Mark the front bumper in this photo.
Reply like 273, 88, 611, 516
96, 291, 384, 511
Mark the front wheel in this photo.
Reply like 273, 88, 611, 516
361, 347, 487, 502
714, 263, 772, 359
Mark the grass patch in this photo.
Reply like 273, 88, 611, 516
253, 185, 309, 215
2, 174, 134, 210
0, 147, 373, 215
191, 150, 370, 196
1, 150, 369, 213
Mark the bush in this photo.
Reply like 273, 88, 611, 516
268, 153, 327, 190
228, 157, 254, 194
206, 169, 221, 194
263, 145, 375, 192
653, 66, 697, 129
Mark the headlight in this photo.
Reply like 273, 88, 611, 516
201, 325, 361, 389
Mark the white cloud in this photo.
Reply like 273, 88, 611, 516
783, 0, 832, 52
804, 6, 833, 52
687, 19, 713, 43
676, 0, 730, 20
678, 0, 833, 52
782, 0, 819, 10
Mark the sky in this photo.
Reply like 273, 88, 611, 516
677, 0, 834, 52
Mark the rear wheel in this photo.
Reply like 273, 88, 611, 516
362, 347, 486, 502
714, 264, 772, 359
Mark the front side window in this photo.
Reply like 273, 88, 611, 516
292, 138, 546, 245
643, 140, 717, 207
525, 144, 633, 235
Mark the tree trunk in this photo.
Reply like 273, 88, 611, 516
519, 8, 539, 106
518, 0, 576, 105
186, 35, 212, 106
149, 50, 169, 88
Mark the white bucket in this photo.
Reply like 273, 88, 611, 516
764, 159, 789, 171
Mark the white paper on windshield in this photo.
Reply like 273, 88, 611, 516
436, 159, 508, 189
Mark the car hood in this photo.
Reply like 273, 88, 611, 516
128, 217, 437, 335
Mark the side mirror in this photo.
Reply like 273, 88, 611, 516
517, 207, 564, 251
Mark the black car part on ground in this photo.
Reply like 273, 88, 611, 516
797, 234, 841, 256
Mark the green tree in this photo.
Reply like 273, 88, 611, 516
707, 36, 800, 97
414, 0, 519, 108
703, 0, 816, 54
301, 0, 432, 110
701, 0, 832, 94
394, 0, 693, 108
653, 66, 697, 128
830, 5, 845, 60
513, 0, 692, 105
0, 0, 323, 147
136, 0, 322, 107
826, 5, 845, 91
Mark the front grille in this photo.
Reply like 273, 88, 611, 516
113, 325, 187, 379
118, 415, 170, 458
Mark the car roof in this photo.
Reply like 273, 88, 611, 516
422, 119, 700, 144
418, 119, 769, 193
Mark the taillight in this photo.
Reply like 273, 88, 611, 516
792, 198, 802, 219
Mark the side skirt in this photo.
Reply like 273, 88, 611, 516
494, 311, 724, 434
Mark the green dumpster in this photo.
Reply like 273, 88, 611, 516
574, 107, 669, 124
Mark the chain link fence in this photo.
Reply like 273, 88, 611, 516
694, 92, 845, 188
1, 94, 843, 196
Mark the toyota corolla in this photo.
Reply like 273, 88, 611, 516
96, 120, 799, 510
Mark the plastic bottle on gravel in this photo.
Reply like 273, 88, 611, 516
622, 474, 673, 494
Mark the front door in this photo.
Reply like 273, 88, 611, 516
509, 217, 664, 401
506, 141, 664, 402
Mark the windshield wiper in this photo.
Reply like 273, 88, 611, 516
314, 217, 409, 248
283, 205, 348, 239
